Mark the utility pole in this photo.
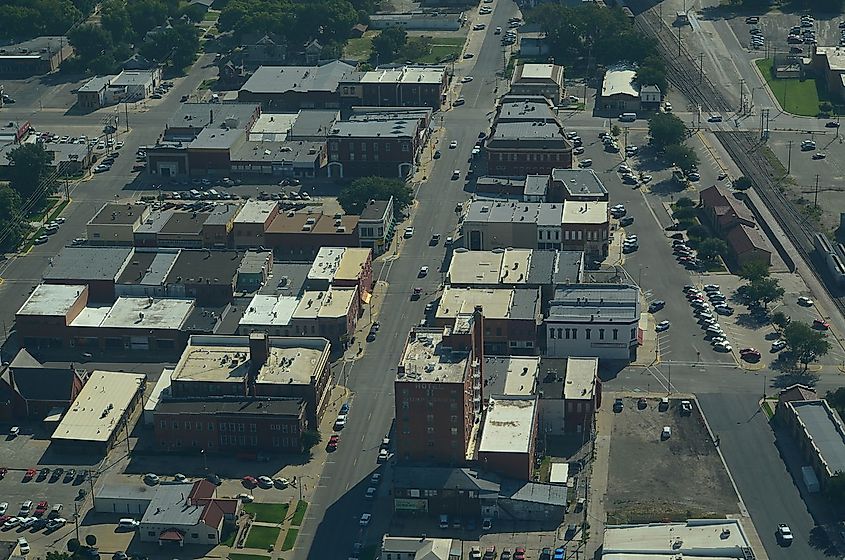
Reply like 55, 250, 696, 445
739, 79, 745, 113
698, 53, 704, 85
814, 174, 820, 208
623, 127, 629, 160
124, 101, 130, 132
787, 140, 793, 173
677, 25, 682, 57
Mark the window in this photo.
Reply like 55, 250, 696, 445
426, 427, 435, 434
557, 328, 562, 339
496, 327, 502, 336
631, 328, 636, 340
172, 421, 178, 429
451, 427, 458, 436
599, 328, 605, 340
208, 534, 215, 539
196, 422, 202, 432
564, 328, 570, 339
385, 143, 390, 152
586, 328, 591, 340
550, 329, 556, 339
450, 415, 458, 424
613, 328, 618, 340
361, 142, 366, 151
572, 328, 577, 340
250, 423, 257, 433
426, 414, 434, 423
191, 533, 199, 539
148, 532, 156, 537
159, 420, 166, 429
185, 421, 191, 431
402, 142, 410, 152
282, 424, 289, 433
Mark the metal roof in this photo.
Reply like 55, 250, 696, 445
44, 247, 132, 281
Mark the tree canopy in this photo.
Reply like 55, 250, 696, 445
140, 20, 200, 69
338, 177, 413, 216
783, 321, 831, 369
739, 261, 770, 282
0, 0, 82, 41
372, 26, 407, 62
0, 186, 26, 252
827, 387, 845, 419
663, 143, 699, 174
6, 143, 55, 205
696, 238, 727, 262
648, 113, 687, 151
733, 176, 753, 190
219, 0, 359, 45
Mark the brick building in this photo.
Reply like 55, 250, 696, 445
478, 395, 538, 480
394, 307, 485, 466
340, 66, 447, 109
233, 201, 279, 248
0, 349, 85, 420
264, 209, 359, 261
561, 200, 609, 259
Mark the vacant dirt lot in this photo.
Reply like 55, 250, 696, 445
605, 395, 739, 524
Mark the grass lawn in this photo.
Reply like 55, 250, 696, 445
281, 528, 299, 551
229, 555, 270, 560
755, 58, 822, 117
290, 500, 308, 526
413, 37, 465, 64
344, 32, 376, 60
762, 400, 775, 420
244, 502, 289, 524
244, 526, 281, 550
202, 11, 219, 21
47, 199, 69, 222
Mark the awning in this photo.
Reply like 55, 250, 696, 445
361, 291, 372, 304
159, 529, 184, 542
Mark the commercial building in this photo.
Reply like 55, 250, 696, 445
562, 357, 598, 434
237, 61, 358, 109
550, 169, 609, 202
305, 246, 373, 300
238, 287, 359, 346
43, 246, 133, 302
394, 308, 485, 466
87, 203, 152, 246
380, 536, 461, 560
510, 63, 565, 104
561, 200, 609, 259
50, 371, 146, 454
15, 284, 193, 354
359, 198, 395, 255
599, 67, 640, 112
106, 69, 162, 102
154, 397, 308, 454
546, 284, 641, 361
326, 108, 432, 179
133, 203, 242, 249
0, 349, 85, 421
699, 185, 772, 268
780, 399, 845, 490
485, 96, 572, 177
0, 36, 72, 77
602, 519, 754, 559
341, 66, 448, 109
478, 396, 538, 480
434, 286, 541, 354
461, 200, 564, 251
813, 46, 845, 103
77, 75, 114, 109
230, 200, 277, 248
236, 251, 273, 292
392, 466, 566, 523
168, 334, 332, 427
264, 209, 359, 260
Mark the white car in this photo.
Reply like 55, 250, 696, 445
573, 146, 585, 155
578, 159, 593, 167
334, 414, 347, 429
798, 296, 813, 306
661, 426, 672, 439
656, 321, 671, 332
144, 473, 160, 485
17, 537, 29, 555
360, 513, 372, 526
404, 227, 414, 238
771, 340, 787, 352
257, 476, 273, 488
618, 163, 631, 174
461, 76, 474, 83
472, 23, 486, 30
449, 140, 458, 149
236, 493, 254, 503
0, 502, 6, 515
777, 523, 794, 545
419, 266, 429, 277
714, 342, 732, 352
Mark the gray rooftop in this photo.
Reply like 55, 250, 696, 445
0, 36, 69, 59
140, 482, 203, 526
791, 400, 845, 476
231, 140, 322, 164
393, 467, 501, 493
96, 483, 157, 502
360, 199, 391, 221
166, 103, 260, 131
551, 168, 608, 198
510, 288, 541, 320
78, 75, 114, 93
552, 250, 584, 284
43, 247, 132, 281
497, 96, 558, 122
548, 284, 640, 323
289, 110, 340, 139
499, 479, 567, 506
489, 122, 567, 145
464, 201, 563, 226
329, 118, 417, 139
241, 61, 356, 94
190, 127, 245, 150
111, 70, 156, 87
524, 175, 549, 197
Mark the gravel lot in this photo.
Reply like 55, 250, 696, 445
606, 395, 739, 524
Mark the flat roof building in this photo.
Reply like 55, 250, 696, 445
0, 36, 72, 77
87, 203, 151, 246
510, 63, 565, 104
602, 519, 753, 559
50, 371, 145, 454
781, 399, 845, 489
238, 61, 357, 109
551, 169, 609, 202
478, 395, 538, 480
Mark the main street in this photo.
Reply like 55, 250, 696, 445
0, 54, 218, 359
293, 2, 520, 558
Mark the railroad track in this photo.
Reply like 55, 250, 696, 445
635, 7, 845, 321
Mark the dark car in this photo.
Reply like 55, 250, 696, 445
50, 468, 63, 482
648, 300, 665, 313
64, 469, 76, 483
565, 523, 578, 540
37, 468, 50, 481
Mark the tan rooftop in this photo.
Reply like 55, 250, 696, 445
436, 286, 513, 320
397, 329, 468, 384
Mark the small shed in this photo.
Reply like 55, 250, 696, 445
549, 462, 569, 485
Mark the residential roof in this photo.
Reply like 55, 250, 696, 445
551, 168, 608, 198
51, 371, 145, 443
392, 467, 501, 493
397, 328, 469, 384
89, 203, 148, 226
548, 284, 640, 323
43, 246, 132, 281
358, 65, 446, 84
564, 357, 597, 400
140, 482, 204, 527
603, 519, 751, 556
360, 198, 392, 221
171, 335, 330, 386
790, 400, 845, 477
601, 67, 639, 98
240, 61, 356, 94
778, 384, 818, 403
479, 396, 536, 454
17, 284, 86, 317
7, 350, 81, 403
563, 200, 608, 225
166, 103, 260, 132
725, 224, 771, 257
155, 397, 305, 417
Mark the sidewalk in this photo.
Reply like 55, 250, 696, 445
584, 402, 611, 559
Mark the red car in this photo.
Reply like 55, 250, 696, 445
34, 501, 48, 516
813, 319, 830, 330
242, 476, 258, 487
327, 434, 340, 451
514, 547, 526, 560
23, 469, 36, 482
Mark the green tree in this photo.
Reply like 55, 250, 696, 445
46, 552, 73, 560
338, 177, 414, 215
740, 261, 770, 282
85, 534, 97, 547
6, 143, 54, 205
771, 311, 790, 329
825, 471, 845, 503
674, 196, 695, 208
663, 143, 699, 174
635, 56, 667, 93
686, 224, 708, 240
697, 238, 727, 261
0, 186, 26, 252
783, 321, 831, 370
826, 387, 845, 418
301, 429, 321, 451
648, 113, 687, 150
755, 277, 785, 309
372, 26, 406, 62
67, 538, 80, 553
733, 176, 753, 190
126, 0, 170, 38
398, 37, 430, 63
100, 0, 133, 43
673, 206, 696, 221
140, 20, 200, 69
68, 23, 122, 73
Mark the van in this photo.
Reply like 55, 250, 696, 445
118, 518, 140, 530
439, 514, 449, 528
619, 112, 637, 122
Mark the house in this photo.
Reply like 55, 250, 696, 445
0, 349, 86, 421
237, 61, 358, 110
640, 84, 662, 109
350, 24, 369, 38
358, 198, 395, 255
0, 36, 72, 77
599, 67, 639, 112
240, 35, 289, 69
486, 96, 572, 176
510, 63, 565, 104
546, 284, 641, 361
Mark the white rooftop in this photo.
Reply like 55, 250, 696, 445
518, 63, 558, 80
75, 297, 195, 330
549, 462, 569, 485
234, 200, 277, 224
308, 247, 345, 281
603, 520, 751, 558
398, 329, 468, 384
52, 371, 145, 443
601, 68, 639, 98
17, 284, 85, 317
503, 357, 539, 396
564, 357, 597, 400
293, 288, 356, 319
447, 248, 533, 285
239, 294, 299, 327
563, 200, 608, 225
248, 113, 297, 142
359, 66, 445, 84
478, 396, 537, 454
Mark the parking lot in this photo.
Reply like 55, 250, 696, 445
605, 395, 738, 524
727, 12, 845, 58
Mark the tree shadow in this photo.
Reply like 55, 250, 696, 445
808, 525, 839, 556
649, 178, 687, 197
771, 368, 819, 388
